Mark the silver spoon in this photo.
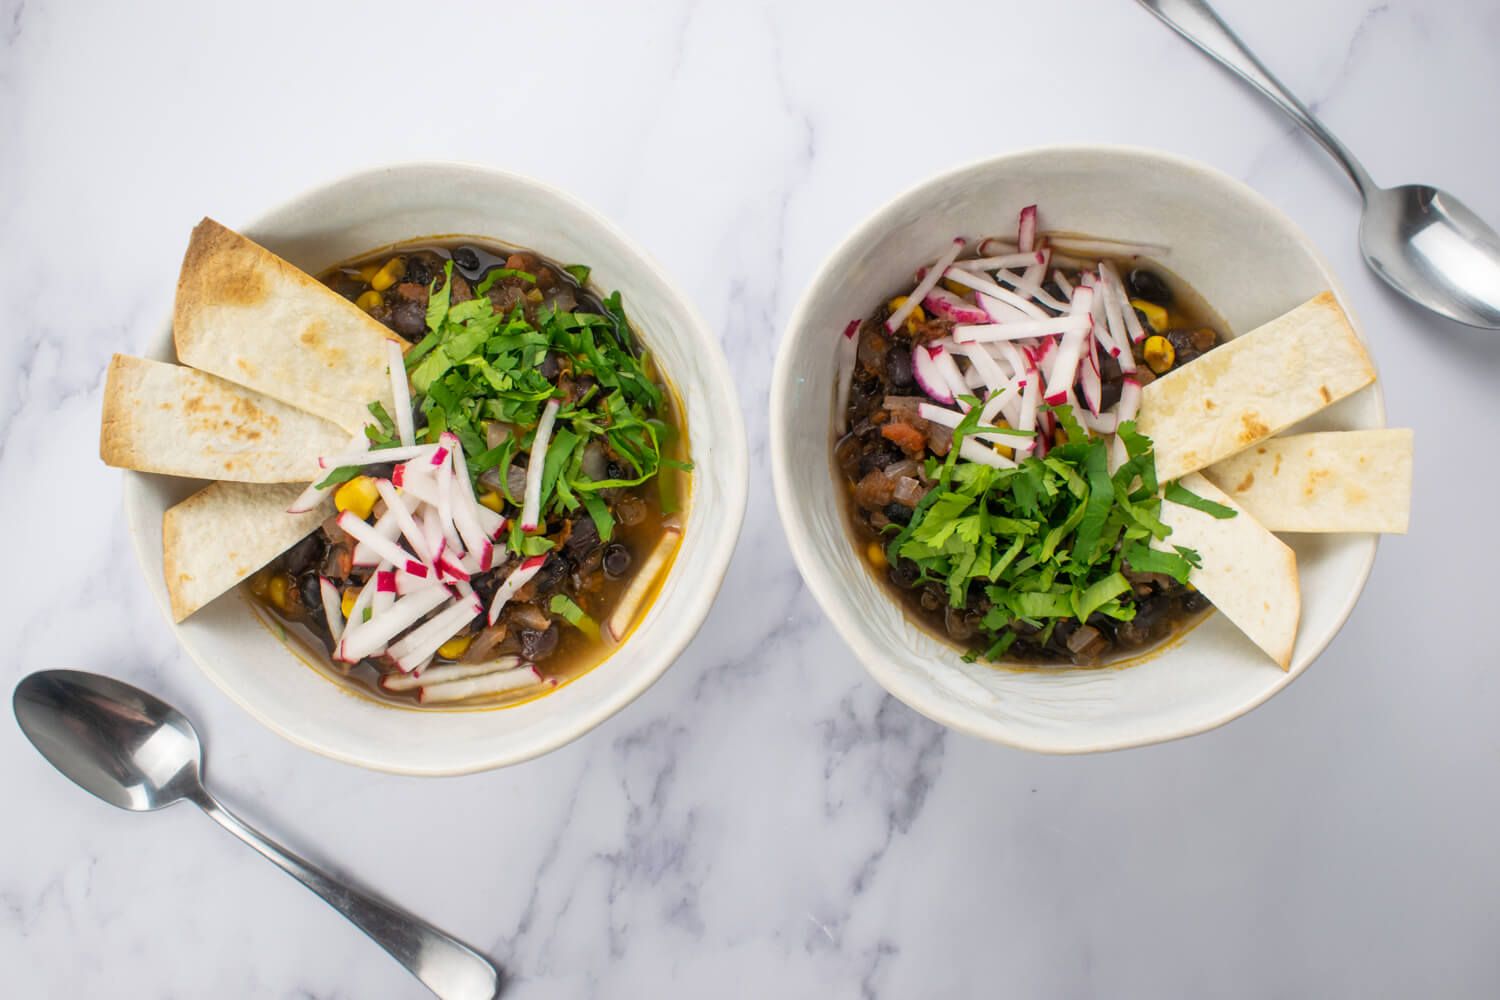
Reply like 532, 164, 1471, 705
1137, 0, 1500, 330
13, 669, 502, 1000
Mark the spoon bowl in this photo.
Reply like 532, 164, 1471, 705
1359, 185, 1500, 329
14, 670, 204, 812
13, 669, 502, 1000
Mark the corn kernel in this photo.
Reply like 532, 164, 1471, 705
940, 278, 971, 297
370, 257, 406, 292
437, 634, 473, 660
886, 296, 926, 334
866, 541, 889, 569
478, 491, 504, 513
1143, 335, 1176, 374
1130, 298, 1169, 333
357, 262, 382, 284
334, 475, 380, 520
249, 570, 272, 600
989, 420, 1017, 459
340, 589, 357, 618
355, 290, 383, 312
267, 574, 289, 612
525, 288, 544, 304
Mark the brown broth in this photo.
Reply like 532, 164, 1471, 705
247, 237, 690, 708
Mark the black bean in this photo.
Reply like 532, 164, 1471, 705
883, 502, 913, 525
885, 349, 915, 389
889, 559, 919, 588
283, 533, 325, 576
1181, 590, 1211, 614
564, 518, 601, 557
529, 554, 569, 596
1127, 268, 1172, 306
451, 246, 481, 276
392, 300, 426, 337
603, 543, 632, 578
857, 441, 904, 478
298, 573, 324, 619
520, 623, 560, 661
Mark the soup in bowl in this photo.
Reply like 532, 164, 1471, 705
771, 146, 1399, 754
117, 163, 747, 774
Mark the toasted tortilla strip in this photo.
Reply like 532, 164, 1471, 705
1139, 293, 1375, 482
164, 482, 331, 622
101, 354, 346, 482
1156, 473, 1299, 670
173, 218, 406, 434
1204, 429, 1412, 534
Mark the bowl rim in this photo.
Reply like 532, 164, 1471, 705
770, 143, 1382, 754
124, 159, 749, 775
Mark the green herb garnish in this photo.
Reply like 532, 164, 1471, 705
549, 594, 600, 640
1164, 482, 1238, 519
402, 261, 690, 555
890, 408, 1206, 660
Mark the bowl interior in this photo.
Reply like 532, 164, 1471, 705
772, 146, 1381, 753
126, 163, 746, 775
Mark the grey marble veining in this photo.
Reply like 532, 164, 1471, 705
4, 1, 1500, 997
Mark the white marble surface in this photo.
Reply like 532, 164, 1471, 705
4, 0, 1499, 996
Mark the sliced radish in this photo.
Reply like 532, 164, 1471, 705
351, 508, 403, 566
318, 577, 344, 641
886, 238, 965, 333
951, 314, 1090, 343
336, 512, 426, 577
1079, 343, 1103, 416
448, 442, 496, 571
419, 664, 544, 704
487, 554, 549, 625
435, 433, 463, 550
606, 528, 680, 641
922, 288, 989, 324
1052, 270, 1075, 301
386, 340, 415, 447
288, 430, 369, 513
334, 577, 380, 661
911, 345, 955, 405
339, 586, 451, 663
954, 250, 1045, 271
834, 320, 860, 433
520, 399, 560, 532
977, 292, 1035, 324
1117, 375, 1142, 424
1043, 235, 1168, 258
958, 342, 1007, 391
318, 443, 436, 471
388, 595, 483, 672
394, 568, 443, 597
1018, 367, 1040, 433
381, 656, 524, 692
1017, 205, 1037, 252
927, 345, 971, 408
374, 478, 432, 563
917, 402, 1030, 446
944, 268, 1048, 318
958, 438, 1017, 469
475, 503, 506, 540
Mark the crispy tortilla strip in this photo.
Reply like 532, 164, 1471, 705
173, 218, 406, 434
163, 482, 331, 622
1138, 293, 1376, 482
100, 354, 346, 483
1204, 429, 1412, 534
1156, 473, 1299, 670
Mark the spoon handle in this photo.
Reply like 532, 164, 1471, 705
194, 791, 500, 1000
1134, 0, 1376, 197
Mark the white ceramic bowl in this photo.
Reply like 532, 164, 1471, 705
126, 163, 748, 775
771, 146, 1382, 754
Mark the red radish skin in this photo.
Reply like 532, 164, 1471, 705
1017, 205, 1037, 253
